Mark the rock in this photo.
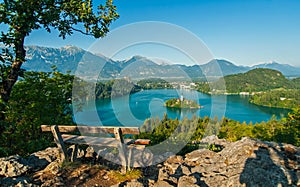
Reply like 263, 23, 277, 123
0, 155, 30, 177
157, 167, 170, 181
200, 135, 229, 147
103, 174, 109, 180
165, 155, 184, 164
184, 149, 216, 166
41, 159, 61, 175
177, 165, 191, 176
164, 155, 183, 174
85, 146, 96, 158
128, 146, 153, 168
150, 137, 300, 187
177, 175, 198, 187
0, 176, 37, 187
27, 147, 59, 171
154, 180, 175, 187
40, 176, 64, 187
152, 152, 175, 165
122, 180, 144, 187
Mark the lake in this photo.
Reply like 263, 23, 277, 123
74, 89, 290, 127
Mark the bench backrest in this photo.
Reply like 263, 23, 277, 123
41, 125, 140, 135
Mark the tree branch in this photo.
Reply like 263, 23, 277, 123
71, 27, 94, 36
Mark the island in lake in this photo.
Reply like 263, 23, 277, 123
164, 97, 202, 109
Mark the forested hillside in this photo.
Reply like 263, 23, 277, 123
249, 89, 300, 109
197, 68, 297, 94
218, 68, 292, 93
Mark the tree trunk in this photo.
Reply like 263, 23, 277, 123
0, 34, 26, 120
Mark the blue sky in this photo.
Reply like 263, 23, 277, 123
21, 0, 300, 66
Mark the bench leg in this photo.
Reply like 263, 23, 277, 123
51, 125, 68, 162
71, 144, 78, 162
114, 128, 127, 174
118, 144, 127, 174
127, 145, 133, 172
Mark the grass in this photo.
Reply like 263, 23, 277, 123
108, 169, 142, 183
60, 160, 82, 169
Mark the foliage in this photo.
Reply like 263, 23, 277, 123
164, 98, 201, 109
0, 0, 119, 119
95, 79, 141, 99
0, 0, 119, 40
137, 107, 300, 155
207, 143, 223, 152
249, 89, 300, 109
291, 77, 300, 89
137, 78, 173, 89
195, 82, 210, 94
223, 68, 292, 93
0, 71, 74, 156
196, 68, 295, 94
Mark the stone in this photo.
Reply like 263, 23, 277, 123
0, 155, 30, 177
42, 159, 61, 175
85, 146, 96, 158
154, 180, 175, 187
163, 155, 183, 175
151, 137, 300, 187
123, 180, 144, 187
177, 175, 198, 187
178, 165, 191, 176
27, 147, 59, 171
152, 152, 175, 165
127, 146, 153, 168
200, 135, 229, 147
184, 148, 216, 166
0, 176, 37, 187
157, 167, 170, 181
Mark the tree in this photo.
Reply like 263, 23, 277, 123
1, 70, 75, 156
0, 0, 119, 119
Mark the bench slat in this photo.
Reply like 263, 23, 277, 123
62, 134, 122, 147
41, 125, 140, 135
61, 134, 150, 146
134, 139, 151, 145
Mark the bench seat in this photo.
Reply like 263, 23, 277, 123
61, 134, 150, 147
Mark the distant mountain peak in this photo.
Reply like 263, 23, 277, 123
131, 55, 147, 60
252, 61, 300, 76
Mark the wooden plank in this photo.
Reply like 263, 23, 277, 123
61, 134, 127, 147
41, 125, 140, 135
134, 139, 151, 145
51, 125, 68, 161
61, 134, 150, 146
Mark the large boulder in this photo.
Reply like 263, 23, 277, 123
151, 137, 300, 187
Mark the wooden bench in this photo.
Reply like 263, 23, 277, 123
41, 125, 150, 173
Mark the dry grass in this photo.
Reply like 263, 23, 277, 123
108, 169, 142, 183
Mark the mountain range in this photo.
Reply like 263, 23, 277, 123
20, 46, 300, 80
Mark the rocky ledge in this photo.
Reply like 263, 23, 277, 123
1, 137, 299, 187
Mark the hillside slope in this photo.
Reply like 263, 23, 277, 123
222, 68, 293, 93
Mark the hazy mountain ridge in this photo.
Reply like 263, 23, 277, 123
18, 46, 300, 78
253, 61, 300, 77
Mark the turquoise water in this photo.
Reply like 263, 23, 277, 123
74, 89, 290, 127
